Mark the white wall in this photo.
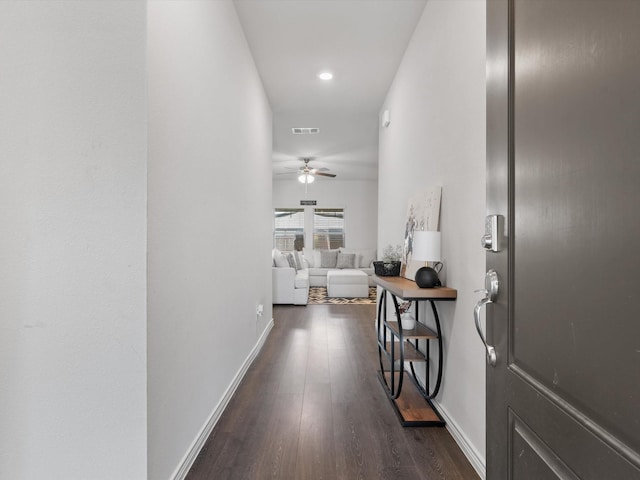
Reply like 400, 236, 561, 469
273, 179, 378, 250
378, 0, 487, 474
147, 2, 273, 479
0, 2, 148, 478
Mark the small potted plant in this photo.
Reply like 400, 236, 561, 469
373, 244, 402, 276
398, 301, 416, 330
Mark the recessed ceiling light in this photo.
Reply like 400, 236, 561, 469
318, 71, 333, 81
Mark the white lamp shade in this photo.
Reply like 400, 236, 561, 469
412, 231, 441, 262
298, 173, 314, 184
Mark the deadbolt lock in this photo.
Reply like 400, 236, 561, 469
482, 215, 503, 252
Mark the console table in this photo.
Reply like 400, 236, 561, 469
374, 275, 457, 426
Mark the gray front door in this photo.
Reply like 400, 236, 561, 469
486, 0, 640, 478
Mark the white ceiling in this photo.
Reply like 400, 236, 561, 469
233, 0, 427, 181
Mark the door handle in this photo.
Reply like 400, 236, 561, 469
474, 269, 498, 366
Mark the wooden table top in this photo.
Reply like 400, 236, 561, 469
373, 275, 457, 301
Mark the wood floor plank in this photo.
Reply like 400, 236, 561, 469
242, 392, 304, 479
187, 304, 479, 480
294, 382, 336, 480
330, 305, 420, 479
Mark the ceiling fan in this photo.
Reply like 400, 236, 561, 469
278, 158, 336, 186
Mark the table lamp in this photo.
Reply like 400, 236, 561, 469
412, 231, 442, 288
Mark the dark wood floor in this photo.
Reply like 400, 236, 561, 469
187, 304, 480, 480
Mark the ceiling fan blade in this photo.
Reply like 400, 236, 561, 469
284, 166, 300, 170
275, 171, 297, 176
310, 167, 329, 173
314, 172, 336, 178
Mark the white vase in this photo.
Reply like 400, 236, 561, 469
400, 312, 416, 330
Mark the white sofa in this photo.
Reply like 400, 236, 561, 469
272, 266, 309, 305
303, 247, 376, 287
272, 249, 309, 305
272, 247, 377, 305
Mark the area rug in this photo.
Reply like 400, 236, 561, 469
308, 287, 377, 305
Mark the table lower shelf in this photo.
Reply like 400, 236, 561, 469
378, 371, 445, 427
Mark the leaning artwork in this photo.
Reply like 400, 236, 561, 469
401, 187, 442, 280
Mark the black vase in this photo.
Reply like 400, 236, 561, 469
415, 266, 441, 288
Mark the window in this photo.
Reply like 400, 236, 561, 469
313, 208, 345, 249
274, 208, 304, 251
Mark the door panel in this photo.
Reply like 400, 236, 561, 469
509, 367, 640, 479
513, 0, 640, 451
487, 0, 640, 477
510, 410, 578, 480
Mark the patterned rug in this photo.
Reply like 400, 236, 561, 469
308, 287, 377, 305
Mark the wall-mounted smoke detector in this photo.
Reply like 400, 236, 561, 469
292, 127, 320, 135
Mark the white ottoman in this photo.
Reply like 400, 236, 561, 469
327, 270, 369, 298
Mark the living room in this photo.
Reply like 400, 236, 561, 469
273, 174, 378, 305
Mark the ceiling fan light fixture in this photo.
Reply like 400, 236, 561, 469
318, 71, 333, 81
298, 173, 314, 184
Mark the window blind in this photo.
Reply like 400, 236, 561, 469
313, 208, 345, 250
274, 208, 304, 251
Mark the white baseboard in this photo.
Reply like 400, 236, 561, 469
170, 318, 275, 480
433, 399, 486, 479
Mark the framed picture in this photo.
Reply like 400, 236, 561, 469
401, 187, 442, 280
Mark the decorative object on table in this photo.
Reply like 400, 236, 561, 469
412, 230, 442, 288
401, 187, 442, 280
398, 301, 416, 329
373, 244, 402, 276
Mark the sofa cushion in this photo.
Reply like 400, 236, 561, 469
339, 248, 377, 268
302, 247, 315, 267
320, 249, 338, 268
294, 269, 309, 289
286, 252, 298, 270
274, 250, 290, 268
358, 249, 377, 268
338, 248, 361, 268
308, 267, 332, 276
336, 252, 356, 269
302, 247, 323, 268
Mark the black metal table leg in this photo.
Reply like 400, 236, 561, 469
377, 289, 405, 399
427, 299, 444, 400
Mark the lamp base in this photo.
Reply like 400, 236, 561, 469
415, 266, 441, 288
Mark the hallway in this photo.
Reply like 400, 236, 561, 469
187, 305, 479, 479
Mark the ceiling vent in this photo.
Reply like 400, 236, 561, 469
292, 127, 320, 135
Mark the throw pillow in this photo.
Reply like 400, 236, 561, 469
293, 250, 304, 270
274, 251, 290, 268
338, 248, 362, 268
313, 249, 322, 268
336, 252, 356, 269
359, 248, 377, 268
320, 249, 338, 268
286, 252, 297, 270
302, 247, 315, 267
